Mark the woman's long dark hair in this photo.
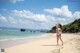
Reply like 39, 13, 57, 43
59, 24, 62, 29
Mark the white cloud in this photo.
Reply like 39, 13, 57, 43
46, 15, 56, 21
0, 5, 80, 29
11, 0, 24, 3
1, 0, 24, 4
12, 10, 48, 22
44, 5, 72, 18
8, 16, 16, 24
0, 15, 7, 22
57, 18, 66, 21
44, 5, 80, 25
9, 9, 58, 29
73, 11, 80, 19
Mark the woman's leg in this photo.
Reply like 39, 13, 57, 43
57, 35, 59, 45
59, 35, 63, 45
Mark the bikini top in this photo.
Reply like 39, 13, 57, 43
56, 28, 62, 34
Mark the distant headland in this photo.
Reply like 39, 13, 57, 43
48, 18, 80, 33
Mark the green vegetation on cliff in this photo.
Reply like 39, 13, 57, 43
49, 18, 80, 33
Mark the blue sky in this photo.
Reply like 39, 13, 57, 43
0, 0, 80, 30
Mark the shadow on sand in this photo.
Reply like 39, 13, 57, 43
41, 45, 57, 46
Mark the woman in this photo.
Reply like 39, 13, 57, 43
56, 23, 63, 45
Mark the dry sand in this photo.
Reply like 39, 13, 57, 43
0, 33, 80, 53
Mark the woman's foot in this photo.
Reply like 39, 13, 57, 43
62, 43, 63, 45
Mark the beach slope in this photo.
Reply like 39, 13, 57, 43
5, 33, 80, 53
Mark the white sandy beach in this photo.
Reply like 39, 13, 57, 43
0, 33, 80, 53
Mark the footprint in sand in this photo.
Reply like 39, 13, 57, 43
52, 46, 63, 53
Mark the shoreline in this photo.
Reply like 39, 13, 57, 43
0, 33, 54, 48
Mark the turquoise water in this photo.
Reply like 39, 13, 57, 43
0, 30, 45, 41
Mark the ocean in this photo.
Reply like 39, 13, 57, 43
0, 29, 45, 41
